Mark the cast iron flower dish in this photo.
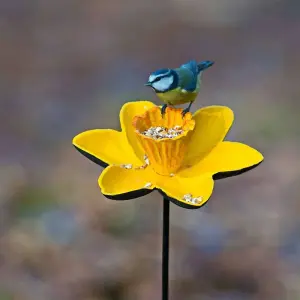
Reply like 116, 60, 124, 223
73, 101, 263, 209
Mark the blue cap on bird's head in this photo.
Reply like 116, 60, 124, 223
145, 69, 170, 84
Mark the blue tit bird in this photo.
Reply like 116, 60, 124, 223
145, 60, 214, 116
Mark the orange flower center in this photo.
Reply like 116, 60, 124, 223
132, 106, 195, 176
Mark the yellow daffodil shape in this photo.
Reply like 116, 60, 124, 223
73, 101, 263, 209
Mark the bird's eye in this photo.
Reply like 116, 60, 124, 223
153, 76, 162, 82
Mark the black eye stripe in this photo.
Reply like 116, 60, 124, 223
148, 76, 161, 84
153, 76, 163, 82
150, 70, 171, 83
153, 74, 172, 83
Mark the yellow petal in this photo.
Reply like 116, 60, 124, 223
73, 129, 142, 167
99, 165, 155, 200
156, 174, 214, 209
120, 101, 156, 161
180, 141, 264, 178
183, 106, 234, 167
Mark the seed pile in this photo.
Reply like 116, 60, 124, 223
141, 126, 184, 139
183, 193, 202, 205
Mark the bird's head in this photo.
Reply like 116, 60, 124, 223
145, 69, 178, 93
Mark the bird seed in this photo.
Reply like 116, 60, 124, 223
183, 194, 202, 205
140, 126, 184, 139
183, 193, 193, 202
191, 197, 202, 204
120, 164, 133, 169
144, 154, 150, 165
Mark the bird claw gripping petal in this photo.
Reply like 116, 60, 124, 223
181, 107, 190, 117
161, 104, 168, 117
181, 102, 193, 118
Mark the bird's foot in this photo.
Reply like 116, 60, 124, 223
181, 102, 193, 118
161, 104, 168, 117
181, 108, 190, 117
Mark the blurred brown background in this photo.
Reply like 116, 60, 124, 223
1, 0, 300, 299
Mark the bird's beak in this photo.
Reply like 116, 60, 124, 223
144, 82, 152, 86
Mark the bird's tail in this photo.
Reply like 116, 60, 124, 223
197, 60, 214, 73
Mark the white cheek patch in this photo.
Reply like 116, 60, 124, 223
152, 76, 174, 91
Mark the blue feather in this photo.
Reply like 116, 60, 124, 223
152, 69, 170, 76
180, 60, 199, 76
175, 67, 197, 92
197, 60, 214, 73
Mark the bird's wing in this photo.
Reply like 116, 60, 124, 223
175, 66, 198, 92
180, 60, 198, 76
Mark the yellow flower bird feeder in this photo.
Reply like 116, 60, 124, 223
73, 100, 263, 299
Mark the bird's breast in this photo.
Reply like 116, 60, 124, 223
156, 88, 198, 105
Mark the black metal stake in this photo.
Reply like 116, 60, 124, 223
162, 197, 170, 300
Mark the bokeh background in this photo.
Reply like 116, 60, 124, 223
1, 0, 300, 299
